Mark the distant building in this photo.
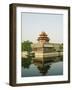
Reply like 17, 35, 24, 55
31, 32, 63, 58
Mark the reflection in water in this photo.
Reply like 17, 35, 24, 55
21, 56, 63, 77
22, 57, 32, 68
34, 61, 51, 76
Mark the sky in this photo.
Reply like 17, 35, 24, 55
21, 12, 63, 43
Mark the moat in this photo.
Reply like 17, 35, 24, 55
21, 56, 63, 77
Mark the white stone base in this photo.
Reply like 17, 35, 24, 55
35, 52, 63, 58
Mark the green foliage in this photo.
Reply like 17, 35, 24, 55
22, 57, 32, 68
58, 44, 63, 52
60, 44, 63, 49
21, 40, 32, 52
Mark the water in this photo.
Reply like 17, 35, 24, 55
21, 56, 63, 77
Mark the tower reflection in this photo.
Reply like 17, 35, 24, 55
22, 56, 63, 76
33, 56, 63, 76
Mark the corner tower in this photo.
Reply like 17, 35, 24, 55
37, 32, 50, 45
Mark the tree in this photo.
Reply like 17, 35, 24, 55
21, 40, 32, 52
59, 44, 63, 51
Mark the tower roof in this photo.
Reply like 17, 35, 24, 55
39, 32, 47, 36
37, 31, 50, 42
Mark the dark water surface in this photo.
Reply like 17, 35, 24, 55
21, 57, 63, 77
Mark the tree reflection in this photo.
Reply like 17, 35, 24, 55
22, 57, 32, 68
